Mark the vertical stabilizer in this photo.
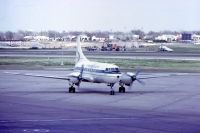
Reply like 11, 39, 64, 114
75, 36, 88, 64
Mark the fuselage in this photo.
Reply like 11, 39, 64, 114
74, 60, 121, 84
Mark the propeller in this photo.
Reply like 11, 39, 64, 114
127, 69, 145, 90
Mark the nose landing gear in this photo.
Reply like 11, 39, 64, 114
109, 83, 115, 95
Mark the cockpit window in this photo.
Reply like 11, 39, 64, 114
105, 68, 120, 73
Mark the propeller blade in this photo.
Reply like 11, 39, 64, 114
128, 68, 145, 89
77, 64, 84, 88
128, 82, 134, 90
135, 68, 141, 77
79, 65, 84, 79
136, 78, 145, 85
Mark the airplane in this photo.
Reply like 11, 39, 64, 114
4, 36, 192, 95
159, 45, 174, 52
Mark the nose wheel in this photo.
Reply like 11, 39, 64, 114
110, 90, 115, 95
109, 83, 115, 95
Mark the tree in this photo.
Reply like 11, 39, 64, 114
131, 29, 145, 39
61, 30, 68, 37
39, 31, 48, 36
0, 32, 5, 41
5, 31, 13, 40
147, 31, 160, 37
24, 30, 34, 36
48, 30, 58, 39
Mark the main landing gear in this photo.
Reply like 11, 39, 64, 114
108, 83, 126, 95
119, 82, 125, 93
69, 86, 76, 93
119, 86, 125, 93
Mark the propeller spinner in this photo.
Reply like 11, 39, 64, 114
126, 69, 145, 89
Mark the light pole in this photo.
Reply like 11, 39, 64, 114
61, 42, 64, 66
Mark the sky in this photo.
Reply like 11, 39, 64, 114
0, 0, 199, 32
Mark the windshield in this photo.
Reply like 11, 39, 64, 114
105, 68, 120, 73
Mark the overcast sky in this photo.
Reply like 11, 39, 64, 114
0, 0, 199, 32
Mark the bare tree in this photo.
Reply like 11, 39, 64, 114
5, 31, 13, 40
131, 29, 145, 39
0, 32, 5, 41
48, 30, 58, 39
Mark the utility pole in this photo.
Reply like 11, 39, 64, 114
60, 42, 64, 66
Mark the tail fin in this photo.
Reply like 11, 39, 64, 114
75, 36, 88, 64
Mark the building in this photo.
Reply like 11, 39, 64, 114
91, 35, 106, 42
181, 33, 192, 42
63, 35, 76, 41
192, 34, 200, 44
34, 36, 49, 41
24, 36, 34, 41
109, 35, 115, 41
132, 34, 140, 40
155, 35, 178, 42
80, 35, 90, 41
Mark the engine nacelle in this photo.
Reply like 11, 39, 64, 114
120, 73, 134, 86
69, 77, 79, 85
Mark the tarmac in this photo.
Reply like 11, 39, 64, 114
0, 70, 200, 133
1, 49, 200, 61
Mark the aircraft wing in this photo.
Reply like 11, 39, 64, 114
4, 71, 96, 83
4, 71, 70, 80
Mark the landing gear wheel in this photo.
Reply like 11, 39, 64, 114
119, 87, 121, 93
69, 86, 72, 93
122, 87, 125, 93
119, 87, 125, 93
72, 87, 75, 93
69, 86, 75, 93
110, 90, 115, 95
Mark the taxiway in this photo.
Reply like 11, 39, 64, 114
0, 70, 200, 133
1, 49, 200, 61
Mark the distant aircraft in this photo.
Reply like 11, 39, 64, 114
5, 36, 187, 95
159, 45, 173, 52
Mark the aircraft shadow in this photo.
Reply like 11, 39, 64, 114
77, 88, 182, 95
2, 89, 182, 95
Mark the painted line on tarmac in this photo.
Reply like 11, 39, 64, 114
0, 117, 139, 123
